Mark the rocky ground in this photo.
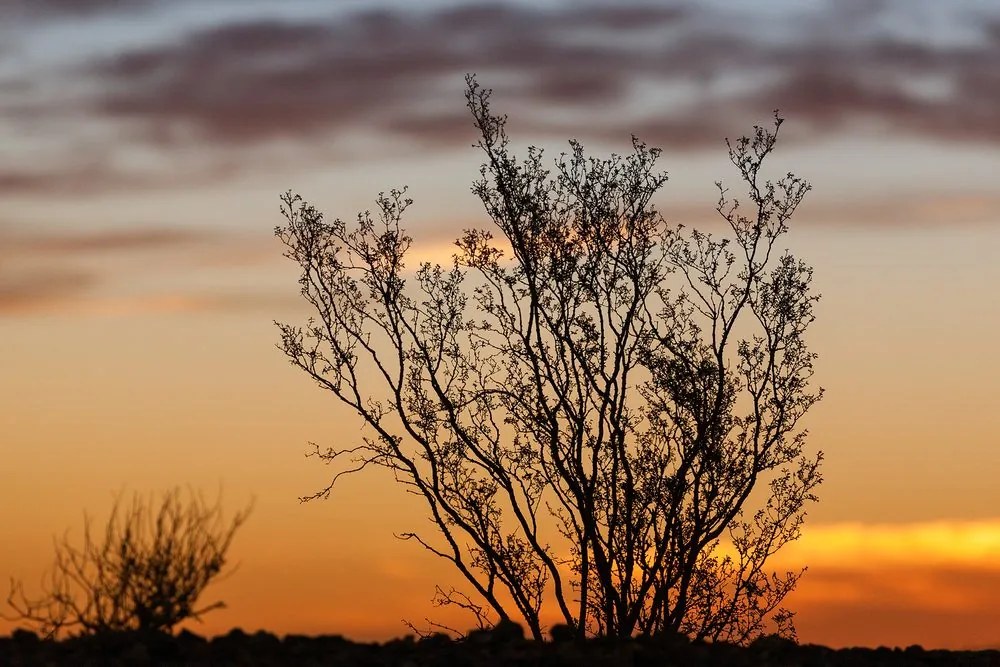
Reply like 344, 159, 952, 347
2, 627, 998, 666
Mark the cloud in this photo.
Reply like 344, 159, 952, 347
11, 0, 153, 18
75, 5, 700, 149
777, 520, 1000, 648
792, 567, 1000, 649
0, 288, 297, 318
0, 151, 247, 195
777, 519, 1000, 571
0, 270, 98, 315
9, 291, 298, 317
0, 227, 185, 316
2, 227, 214, 254
0, 226, 290, 317
795, 565, 1000, 612
794, 593, 1000, 649
82, 2, 1000, 145
4, 1, 1000, 194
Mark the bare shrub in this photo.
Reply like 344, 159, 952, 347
5, 488, 251, 638
276, 75, 821, 641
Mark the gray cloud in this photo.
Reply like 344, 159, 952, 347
4, 1, 1000, 193
81, 5, 700, 148
80, 3, 1000, 142
11, 0, 153, 18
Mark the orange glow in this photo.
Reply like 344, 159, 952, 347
778, 521, 1000, 571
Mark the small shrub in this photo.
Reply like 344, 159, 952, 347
4, 487, 251, 638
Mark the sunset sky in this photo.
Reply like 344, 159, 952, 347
2, 0, 1000, 650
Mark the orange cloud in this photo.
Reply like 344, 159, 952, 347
776, 521, 1000, 648
778, 520, 1000, 571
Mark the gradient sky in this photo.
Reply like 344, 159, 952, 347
2, 0, 999, 649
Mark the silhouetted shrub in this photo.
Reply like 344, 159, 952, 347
277, 74, 822, 642
4, 488, 251, 638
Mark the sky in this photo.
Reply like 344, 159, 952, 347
2, 0, 999, 650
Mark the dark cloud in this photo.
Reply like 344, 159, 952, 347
15, 0, 152, 18
93, 20, 411, 144
83, 3, 1000, 143
561, 5, 688, 30
5, 1, 1000, 193
77, 4, 703, 149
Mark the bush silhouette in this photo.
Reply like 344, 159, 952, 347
4, 488, 251, 638
277, 74, 821, 642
